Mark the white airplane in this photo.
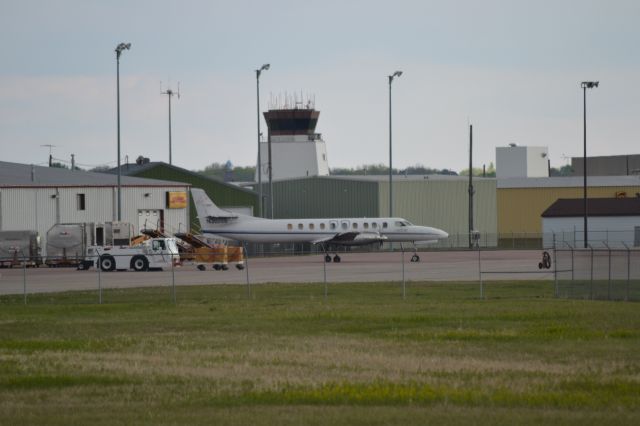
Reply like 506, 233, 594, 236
191, 188, 448, 262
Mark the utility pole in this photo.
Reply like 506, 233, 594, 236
115, 42, 131, 222
468, 124, 475, 248
581, 81, 599, 248
71, 154, 75, 170
41, 145, 56, 167
255, 64, 270, 218
161, 82, 180, 165
388, 70, 402, 217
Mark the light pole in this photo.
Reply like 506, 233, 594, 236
115, 42, 131, 221
161, 83, 180, 165
581, 81, 598, 248
388, 70, 402, 217
256, 63, 270, 218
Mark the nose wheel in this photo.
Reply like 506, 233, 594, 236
410, 254, 420, 262
324, 254, 341, 263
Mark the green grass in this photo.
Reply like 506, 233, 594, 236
1, 281, 639, 425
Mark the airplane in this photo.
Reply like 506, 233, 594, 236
191, 188, 449, 263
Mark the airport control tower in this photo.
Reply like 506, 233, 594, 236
256, 96, 329, 182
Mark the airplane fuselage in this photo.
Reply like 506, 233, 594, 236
202, 216, 447, 245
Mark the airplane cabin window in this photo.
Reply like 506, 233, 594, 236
287, 224, 293, 230
320, 223, 326, 230
353, 223, 358, 229
341, 222, 348, 230
309, 223, 315, 230
330, 222, 337, 230
298, 223, 304, 230
383, 222, 388, 228
372, 223, 377, 229
364, 223, 369, 229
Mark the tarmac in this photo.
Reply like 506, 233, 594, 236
0, 250, 555, 295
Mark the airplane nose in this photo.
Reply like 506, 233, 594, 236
438, 229, 449, 239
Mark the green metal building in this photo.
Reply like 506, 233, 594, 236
110, 162, 258, 231
261, 175, 497, 246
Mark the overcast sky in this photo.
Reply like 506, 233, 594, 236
1, 0, 639, 173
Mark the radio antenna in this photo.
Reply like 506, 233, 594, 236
161, 81, 180, 165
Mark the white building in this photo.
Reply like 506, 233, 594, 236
541, 197, 640, 248
0, 161, 190, 255
496, 145, 549, 178
256, 107, 329, 181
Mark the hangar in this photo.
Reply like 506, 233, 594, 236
260, 174, 498, 248
497, 176, 640, 244
0, 161, 190, 256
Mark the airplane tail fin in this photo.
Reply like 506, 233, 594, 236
191, 188, 239, 225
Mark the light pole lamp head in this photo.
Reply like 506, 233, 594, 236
115, 42, 132, 58
256, 63, 270, 78
389, 70, 403, 84
581, 81, 599, 89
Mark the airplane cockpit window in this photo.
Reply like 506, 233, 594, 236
395, 221, 406, 227
403, 221, 413, 226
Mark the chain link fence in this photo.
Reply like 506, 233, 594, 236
1, 237, 638, 304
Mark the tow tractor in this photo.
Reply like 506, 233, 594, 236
80, 237, 180, 271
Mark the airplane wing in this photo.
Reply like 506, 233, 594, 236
311, 232, 387, 246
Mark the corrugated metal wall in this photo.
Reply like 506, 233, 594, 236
0, 186, 190, 255
378, 179, 498, 236
497, 185, 640, 234
270, 177, 379, 219
131, 165, 258, 229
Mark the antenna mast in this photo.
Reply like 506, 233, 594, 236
161, 82, 180, 165
41, 144, 57, 167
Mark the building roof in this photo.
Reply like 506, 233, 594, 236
107, 161, 257, 195
541, 197, 640, 218
0, 161, 189, 187
498, 175, 640, 189
267, 174, 494, 183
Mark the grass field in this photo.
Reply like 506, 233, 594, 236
1, 281, 639, 425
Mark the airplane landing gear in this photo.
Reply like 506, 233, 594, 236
333, 255, 341, 263
325, 254, 332, 263
410, 254, 420, 262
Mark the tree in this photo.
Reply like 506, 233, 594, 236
330, 163, 457, 176
459, 162, 496, 177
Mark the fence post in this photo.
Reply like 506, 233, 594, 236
323, 251, 328, 300
623, 242, 630, 302
171, 256, 176, 305
553, 234, 558, 298
243, 242, 251, 299
22, 251, 27, 305
478, 245, 483, 299
97, 257, 102, 305
400, 243, 406, 300
590, 245, 594, 300
605, 243, 611, 301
